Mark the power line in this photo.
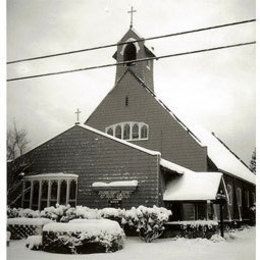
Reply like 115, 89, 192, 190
7, 19, 256, 65
7, 41, 255, 82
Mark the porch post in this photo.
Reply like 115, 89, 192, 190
38, 180, 42, 211
206, 200, 210, 220
66, 180, 70, 205
57, 180, 61, 205
47, 180, 51, 207
220, 203, 224, 237
29, 180, 34, 209
21, 180, 25, 208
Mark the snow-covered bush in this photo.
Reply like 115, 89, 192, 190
122, 206, 172, 242
100, 207, 126, 223
7, 207, 41, 218
26, 235, 42, 250
42, 219, 125, 254
64, 206, 101, 222
178, 220, 218, 239
210, 234, 225, 243
18, 208, 41, 218
7, 207, 19, 218
40, 204, 72, 222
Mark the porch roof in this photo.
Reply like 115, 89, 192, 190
23, 173, 78, 181
163, 171, 223, 201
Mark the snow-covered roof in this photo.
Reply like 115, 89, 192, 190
190, 126, 256, 185
24, 173, 78, 180
92, 180, 138, 188
163, 171, 223, 201
160, 158, 193, 175
78, 124, 160, 156
124, 71, 255, 185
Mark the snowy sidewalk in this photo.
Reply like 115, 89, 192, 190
7, 227, 255, 260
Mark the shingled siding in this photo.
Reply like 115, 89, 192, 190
86, 70, 207, 171
14, 125, 161, 209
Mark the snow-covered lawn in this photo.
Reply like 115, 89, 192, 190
7, 227, 255, 260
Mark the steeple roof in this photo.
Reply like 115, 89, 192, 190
112, 28, 156, 60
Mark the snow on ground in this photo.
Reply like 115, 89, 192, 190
7, 227, 255, 260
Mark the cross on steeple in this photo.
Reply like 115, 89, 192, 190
75, 108, 81, 124
127, 6, 136, 29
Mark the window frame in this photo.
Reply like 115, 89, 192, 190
22, 174, 78, 210
105, 122, 149, 141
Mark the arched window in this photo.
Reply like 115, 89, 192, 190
132, 124, 139, 139
107, 127, 113, 136
124, 43, 136, 65
227, 184, 233, 206
123, 124, 130, 140
60, 180, 67, 205
236, 187, 242, 207
115, 125, 122, 139
141, 125, 148, 139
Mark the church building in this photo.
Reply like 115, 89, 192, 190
8, 22, 255, 223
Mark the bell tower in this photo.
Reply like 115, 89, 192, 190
112, 8, 156, 92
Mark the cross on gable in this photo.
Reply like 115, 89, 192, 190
75, 108, 81, 124
127, 6, 137, 29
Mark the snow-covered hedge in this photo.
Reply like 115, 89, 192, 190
26, 235, 43, 250
7, 207, 41, 218
164, 220, 219, 239
7, 217, 53, 226
7, 218, 53, 240
7, 205, 172, 242
42, 219, 125, 254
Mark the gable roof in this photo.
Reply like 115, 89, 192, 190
163, 171, 223, 201
92, 68, 255, 185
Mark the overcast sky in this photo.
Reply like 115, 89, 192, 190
7, 0, 255, 164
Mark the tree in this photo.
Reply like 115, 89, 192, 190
249, 148, 256, 174
7, 121, 29, 160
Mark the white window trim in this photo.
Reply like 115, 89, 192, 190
227, 184, 233, 206
120, 38, 141, 55
105, 122, 149, 141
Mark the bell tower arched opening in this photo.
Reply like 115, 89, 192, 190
124, 43, 136, 65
